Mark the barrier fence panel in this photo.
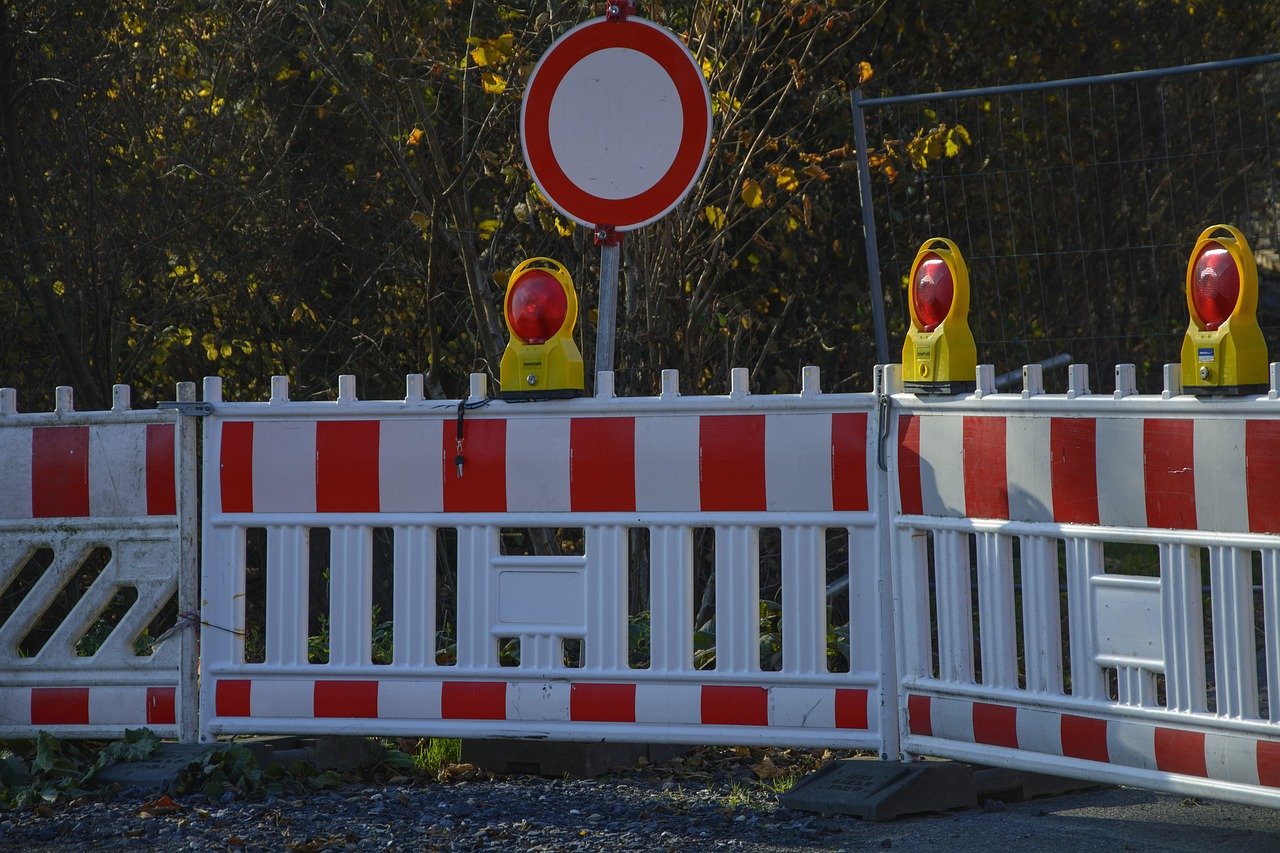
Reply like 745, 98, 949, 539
197, 368, 896, 753
0, 384, 198, 741
888, 363, 1280, 808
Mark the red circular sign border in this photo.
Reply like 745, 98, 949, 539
521, 17, 711, 231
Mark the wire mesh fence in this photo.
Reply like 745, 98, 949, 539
854, 55, 1280, 393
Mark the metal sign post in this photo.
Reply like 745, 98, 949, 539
594, 229, 622, 376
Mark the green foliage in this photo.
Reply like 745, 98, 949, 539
0, 728, 160, 810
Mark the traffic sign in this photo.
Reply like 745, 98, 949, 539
521, 16, 711, 232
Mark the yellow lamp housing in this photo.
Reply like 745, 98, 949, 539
1180, 224, 1268, 396
901, 237, 977, 395
499, 257, 584, 399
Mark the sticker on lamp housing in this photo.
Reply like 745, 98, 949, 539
1198, 347, 1215, 362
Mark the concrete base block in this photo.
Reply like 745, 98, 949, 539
461, 739, 689, 778
93, 743, 222, 791
779, 758, 976, 821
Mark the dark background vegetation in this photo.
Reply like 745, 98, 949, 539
2, 0, 1278, 407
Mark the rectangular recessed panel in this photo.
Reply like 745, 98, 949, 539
635, 415, 699, 510
1095, 418, 1146, 528
496, 568, 584, 628
253, 421, 317, 513
379, 419, 443, 512
88, 424, 147, 517
765, 413, 832, 511
1092, 578, 1162, 662
32, 427, 90, 518
506, 418, 571, 512
0, 427, 33, 518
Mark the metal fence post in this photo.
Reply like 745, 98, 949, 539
851, 87, 890, 367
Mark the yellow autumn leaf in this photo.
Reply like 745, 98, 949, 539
480, 71, 507, 95
740, 178, 764, 209
409, 211, 431, 233
704, 204, 726, 229
406, 128, 424, 147
553, 217, 574, 237
775, 167, 799, 192
477, 218, 500, 240
858, 60, 874, 85
944, 124, 972, 157
468, 34, 515, 68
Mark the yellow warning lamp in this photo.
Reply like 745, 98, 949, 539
1180, 224, 1268, 396
499, 257, 584, 399
902, 238, 977, 395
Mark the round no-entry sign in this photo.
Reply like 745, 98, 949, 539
521, 16, 711, 232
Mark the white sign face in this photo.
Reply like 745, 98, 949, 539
521, 17, 711, 231
547, 48, 682, 200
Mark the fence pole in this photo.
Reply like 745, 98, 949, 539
851, 87, 890, 366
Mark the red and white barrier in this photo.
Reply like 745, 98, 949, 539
197, 370, 896, 754
0, 384, 198, 741
890, 363, 1280, 808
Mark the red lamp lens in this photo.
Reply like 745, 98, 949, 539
912, 253, 954, 332
1191, 243, 1240, 331
507, 270, 568, 344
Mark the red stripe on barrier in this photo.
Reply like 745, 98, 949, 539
832, 413, 869, 512
316, 421, 380, 512
31, 427, 90, 517
699, 416, 766, 511
1143, 419, 1196, 529
1154, 727, 1207, 777
701, 685, 768, 726
834, 688, 869, 729
569, 683, 636, 723
216, 680, 252, 717
1245, 420, 1280, 534
1061, 714, 1109, 763
906, 694, 931, 736
963, 417, 1008, 519
443, 419, 507, 512
570, 418, 636, 512
146, 686, 176, 725
314, 680, 378, 718
1050, 418, 1099, 524
145, 424, 177, 515
442, 681, 507, 720
30, 687, 89, 725
973, 702, 1018, 749
219, 422, 255, 513
1258, 740, 1280, 788
897, 416, 923, 515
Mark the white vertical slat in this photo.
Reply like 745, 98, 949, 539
1160, 543, 1207, 713
199, 525, 244, 732
1116, 665, 1157, 707
522, 634, 558, 670
977, 532, 1017, 689
87, 424, 148, 517
896, 528, 933, 680
1263, 550, 1280, 724
455, 525, 496, 669
649, 526, 693, 673
0, 424, 33, 519
392, 525, 436, 668
585, 525, 628, 672
934, 529, 974, 684
266, 526, 309, 666
715, 525, 759, 675
1210, 546, 1260, 719
1019, 535, 1063, 694
848, 526, 879, 676
781, 525, 825, 675
1065, 538, 1106, 700
328, 526, 372, 667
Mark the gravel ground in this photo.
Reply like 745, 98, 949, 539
3, 747, 1280, 852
